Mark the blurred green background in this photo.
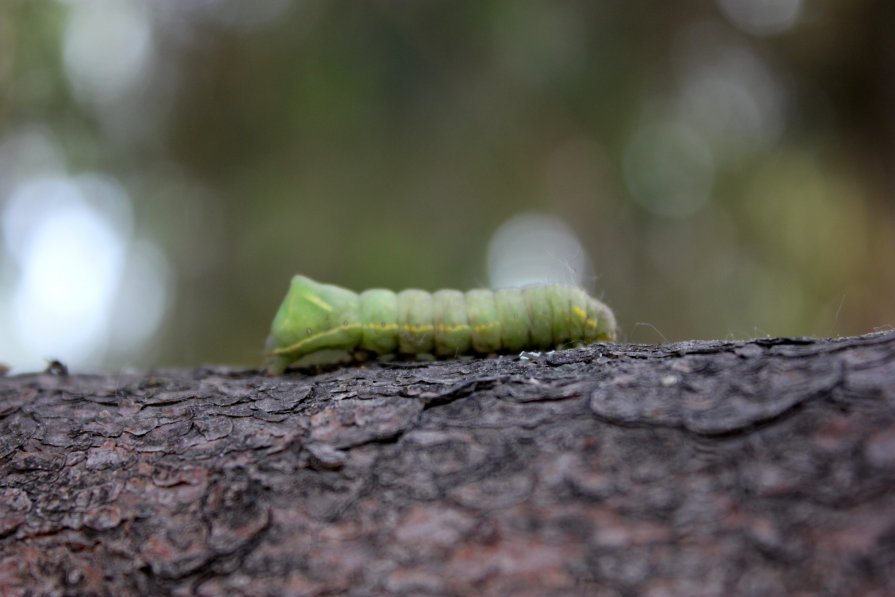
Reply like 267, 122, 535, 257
1, 0, 893, 373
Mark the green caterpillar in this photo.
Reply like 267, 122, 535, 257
265, 275, 616, 374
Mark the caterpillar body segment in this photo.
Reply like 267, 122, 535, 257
466, 289, 502, 353
266, 275, 616, 374
358, 288, 398, 354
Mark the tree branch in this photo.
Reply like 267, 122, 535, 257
1, 332, 894, 595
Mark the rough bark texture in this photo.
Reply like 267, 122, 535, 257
1, 332, 895, 596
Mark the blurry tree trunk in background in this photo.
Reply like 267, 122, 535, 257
1, 332, 894, 595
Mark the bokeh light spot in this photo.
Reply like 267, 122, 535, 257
0, 127, 66, 198
623, 122, 715, 218
716, 0, 803, 36
5, 178, 127, 367
1, 173, 170, 371
487, 213, 590, 288
676, 37, 784, 153
109, 239, 170, 355
62, 0, 154, 105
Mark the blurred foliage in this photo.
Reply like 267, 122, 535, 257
0, 0, 893, 371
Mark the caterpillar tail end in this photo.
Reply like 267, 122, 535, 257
595, 301, 617, 342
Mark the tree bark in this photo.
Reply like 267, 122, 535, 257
1, 332, 894, 596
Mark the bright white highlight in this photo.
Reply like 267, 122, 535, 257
1, 173, 170, 371
487, 212, 590, 288
4, 177, 129, 367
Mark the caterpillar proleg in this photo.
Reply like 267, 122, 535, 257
265, 275, 616, 374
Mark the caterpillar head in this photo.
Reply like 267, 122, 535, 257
265, 275, 361, 373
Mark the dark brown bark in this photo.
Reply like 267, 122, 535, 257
1, 332, 894, 596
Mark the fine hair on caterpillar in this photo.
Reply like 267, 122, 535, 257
265, 275, 616, 374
